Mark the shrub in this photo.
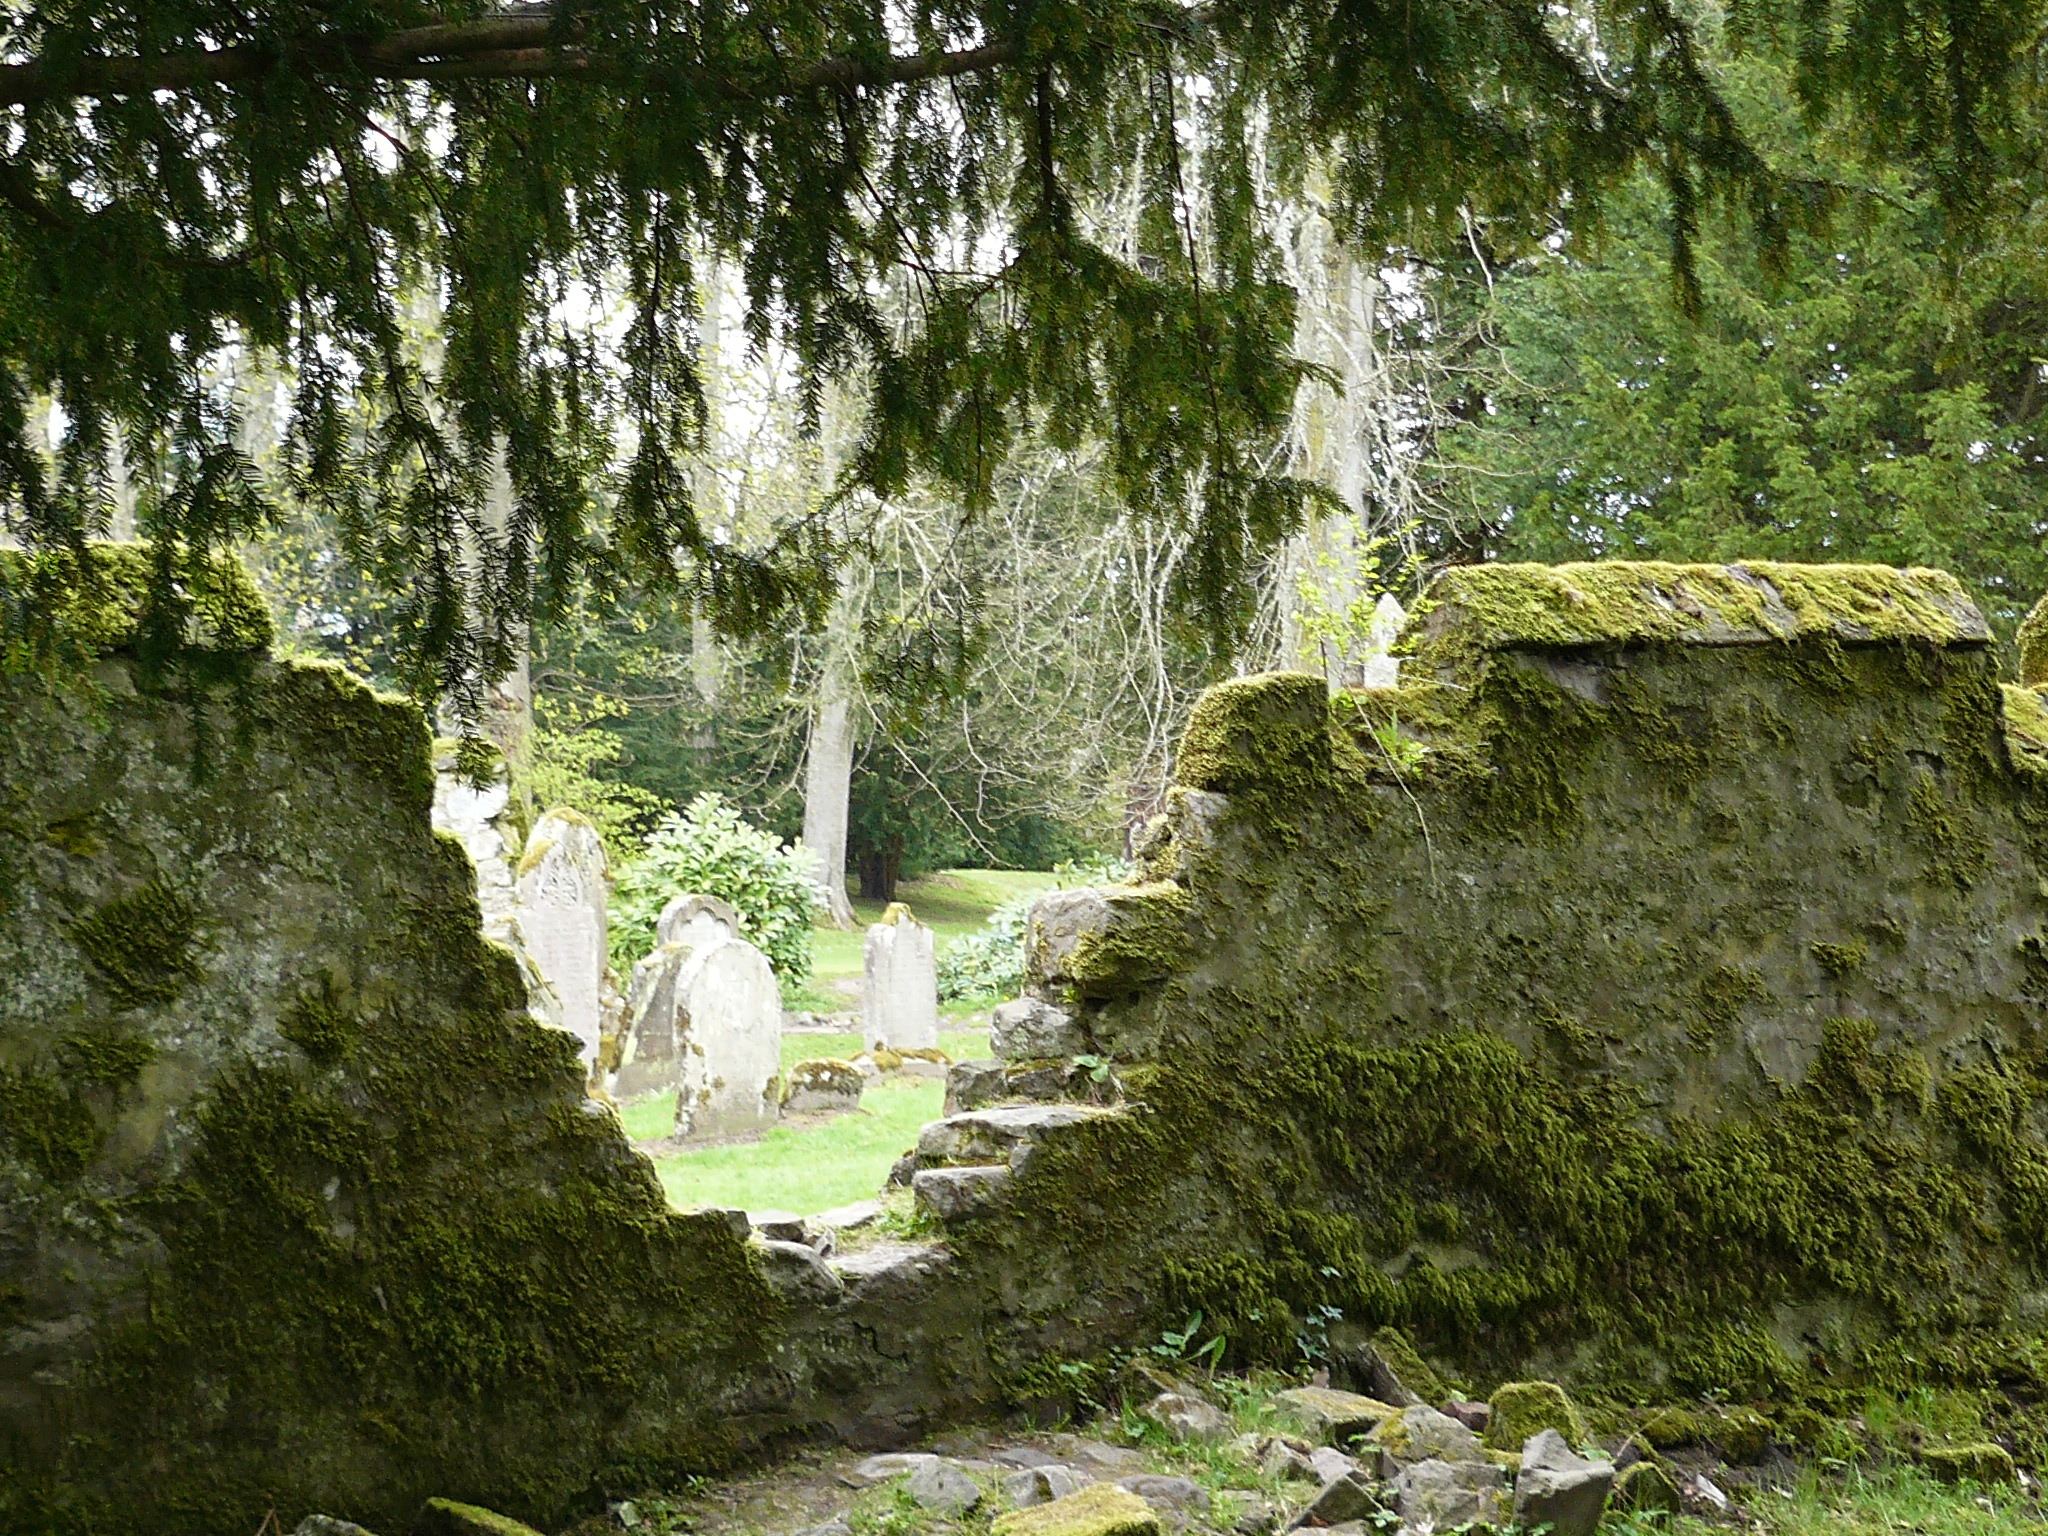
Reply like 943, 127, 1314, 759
611, 794, 821, 985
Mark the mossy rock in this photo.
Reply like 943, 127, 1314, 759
1638, 1407, 1706, 1449
990, 1483, 1162, 1536
1707, 1406, 1774, 1462
410, 1499, 547, 1536
1921, 1443, 2017, 1486
1484, 1381, 1588, 1452
1271, 1385, 1400, 1444
1612, 1460, 1683, 1516
1369, 1324, 1452, 1404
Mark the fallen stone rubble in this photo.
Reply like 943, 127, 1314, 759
284, 1369, 1680, 1536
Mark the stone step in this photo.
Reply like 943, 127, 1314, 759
912, 1164, 1011, 1221
915, 1103, 1117, 1170
944, 1058, 1116, 1114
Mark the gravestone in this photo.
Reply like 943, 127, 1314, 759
514, 809, 611, 1066
658, 892, 742, 949
430, 744, 519, 936
613, 929, 782, 1138
432, 746, 565, 1035
864, 902, 938, 1052
673, 937, 783, 1138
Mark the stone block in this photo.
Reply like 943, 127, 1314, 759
1367, 1404, 1484, 1467
1271, 1386, 1399, 1445
916, 1104, 1108, 1168
1005, 1465, 1092, 1506
1140, 1390, 1230, 1443
906, 1459, 981, 1514
912, 1165, 1011, 1219
1392, 1458, 1507, 1531
1512, 1430, 1613, 1536
1294, 1469, 1383, 1526
992, 997, 1088, 1059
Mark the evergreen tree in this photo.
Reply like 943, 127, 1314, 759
1433, 50, 2048, 631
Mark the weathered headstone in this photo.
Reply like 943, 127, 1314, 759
514, 808, 611, 1066
433, 745, 566, 1035
613, 927, 782, 1138
864, 902, 937, 1051
430, 744, 520, 936
673, 937, 783, 1139
657, 891, 742, 949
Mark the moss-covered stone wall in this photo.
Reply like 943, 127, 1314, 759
968, 562, 2048, 1418
0, 548, 828, 1534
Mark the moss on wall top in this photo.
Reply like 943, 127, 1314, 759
1410, 562, 1987, 684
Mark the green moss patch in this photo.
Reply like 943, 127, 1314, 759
69, 879, 203, 1008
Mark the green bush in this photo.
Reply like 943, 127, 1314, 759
936, 892, 1035, 1001
611, 794, 821, 986
936, 855, 1134, 1002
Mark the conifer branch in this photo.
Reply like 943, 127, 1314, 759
0, 13, 1025, 107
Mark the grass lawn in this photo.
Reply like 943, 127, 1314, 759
644, 1077, 945, 1215
616, 1028, 990, 1213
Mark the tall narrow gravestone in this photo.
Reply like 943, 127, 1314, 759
514, 809, 611, 1066
864, 902, 938, 1052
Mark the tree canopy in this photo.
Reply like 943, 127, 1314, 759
1430, 45, 2048, 635
0, 0, 2034, 698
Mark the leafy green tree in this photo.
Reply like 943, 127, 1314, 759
1432, 53, 2048, 631
1, 0, 1935, 699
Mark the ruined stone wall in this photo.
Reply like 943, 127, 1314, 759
18, 550, 2048, 1528
957, 563, 2048, 1413
0, 547, 995, 1534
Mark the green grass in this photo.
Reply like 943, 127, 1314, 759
1640, 1464, 2038, 1536
648, 1077, 945, 1215
617, 1029, 988, 1211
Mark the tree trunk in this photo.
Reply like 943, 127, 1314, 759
856, 833, 903, 904
802, 676, 859, 927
